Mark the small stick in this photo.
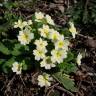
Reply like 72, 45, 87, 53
87, 72, 96, 76
77, 34, 92, 39
55, 86, 74, 96
19, 75, 26, 87
6, 75, 16, 88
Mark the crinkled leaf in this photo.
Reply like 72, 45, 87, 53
0, 59, 5, 65
58, 62, 77, 74
11, 49, 21, 56
22, 60, 28, 71
53, 72, 77, 92
11, 43, 29, 56
0, 42, 10, 55
11, 43, 22, 56
2, 57, 15, 73
60, 28, 71, 37
22, 63, 28, 70
64, 51, 74, 62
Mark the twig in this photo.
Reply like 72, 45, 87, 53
26, 14, 33, 19
19, 75, 26, 87
45, 83, 59, 95
2, 75, 16, 95
84, 0, 89, 13
77, 34, 92, 39
32, 72, 39, 84
67, 0, 69, 8
76, 81, 82, 96
62, 93, 65, 96
87, 72, 96, 76
89, 77, 94, 88
83, 0, 90, 21
6, 75, 16, 88
55, 86, 74, 96
46, 89, 54, 96
48, 83, 59, 89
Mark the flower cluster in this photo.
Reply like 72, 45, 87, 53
13, 12, 78, 87
35, 12, 55, 25
34, 26, 69, 70
33, 38, 48, 61
14, 19, 34, 45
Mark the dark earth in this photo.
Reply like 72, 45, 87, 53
0, 0, 96, 96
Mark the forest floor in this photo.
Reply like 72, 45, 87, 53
0, 0, 96, 96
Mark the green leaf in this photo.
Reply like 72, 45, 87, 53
2, 57, 15, 73
11, 49, 21, 56
64, 51, 74, 62
58, 62, 77, 74
0, 42, 10, 55
22, 64, 28, 70
60, 28, 71, 37
0, 59, 5, 65
11, 43, 29, 56
0, 21, 12, 32
11, 43, 22, 56
53, 72, 77, 92
3, 57, 15, 67
22, 60, 28, 70
58, 51, 77, 74
0, 26, 8, 32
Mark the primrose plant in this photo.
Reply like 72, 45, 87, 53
11, 12, 81, 88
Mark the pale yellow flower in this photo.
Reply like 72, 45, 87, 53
27, 20, 32, 25
12, 62, 22, 74
76, 53, 82, 66
49, 29, 60, 42
69, 22, 77, 38
18, 28, 34, 45
38, 25, 50, 38
37, 73, 52, 87
55, 39, 69, 51
34, 38, 48, 49
40, 56, 56, 69
45, 14, 55, 25
33, 49, 47, 61
35, 12, 44, 22
51, 49, 67, 63
14, 20, 28, 29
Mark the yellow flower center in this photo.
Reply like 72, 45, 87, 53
21, 33, 28, 41
58, 41, 64, 47
53, 34, 58, 40
38, 51, 43, 55
16, 64, 21, 71
40, 43, 43, 46
44, 29, 48, 35
56, 52, 62, 57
